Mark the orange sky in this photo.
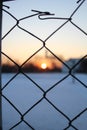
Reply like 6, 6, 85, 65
2, 0, 87, 68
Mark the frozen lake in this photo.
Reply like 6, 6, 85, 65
2, 73, 87, 130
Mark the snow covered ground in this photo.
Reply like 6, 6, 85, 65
2, 73, 87, 130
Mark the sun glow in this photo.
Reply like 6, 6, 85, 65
41, 63, 47, 69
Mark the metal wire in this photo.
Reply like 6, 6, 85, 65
0, 0, 87, 130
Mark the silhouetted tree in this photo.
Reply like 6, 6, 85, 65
2, 64, 17, 73
77, 59, 87, 73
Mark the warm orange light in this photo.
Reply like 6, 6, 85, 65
41, 63, 47, 69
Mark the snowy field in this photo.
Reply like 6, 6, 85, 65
2, 73, 87, 130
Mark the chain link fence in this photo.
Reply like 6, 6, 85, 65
0, 0, 87, 130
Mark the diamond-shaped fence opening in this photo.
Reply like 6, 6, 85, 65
0, 0, 87, 130
24, 99, 69, 130
2, 74, 43, 113
47, 78, 87, 118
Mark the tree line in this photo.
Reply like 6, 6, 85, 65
1, 58, 87, 73
76, 58, 87, 73
1, 63, 61, 73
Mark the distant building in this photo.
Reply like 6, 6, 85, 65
62, 58, 80, 73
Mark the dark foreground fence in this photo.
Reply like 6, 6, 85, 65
0, 0, 87, 130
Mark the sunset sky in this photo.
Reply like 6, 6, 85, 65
2, 0, 87, 66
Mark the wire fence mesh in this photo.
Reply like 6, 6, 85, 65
0, 0, 87, 130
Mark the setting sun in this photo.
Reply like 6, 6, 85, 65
41, 63, 47, 69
